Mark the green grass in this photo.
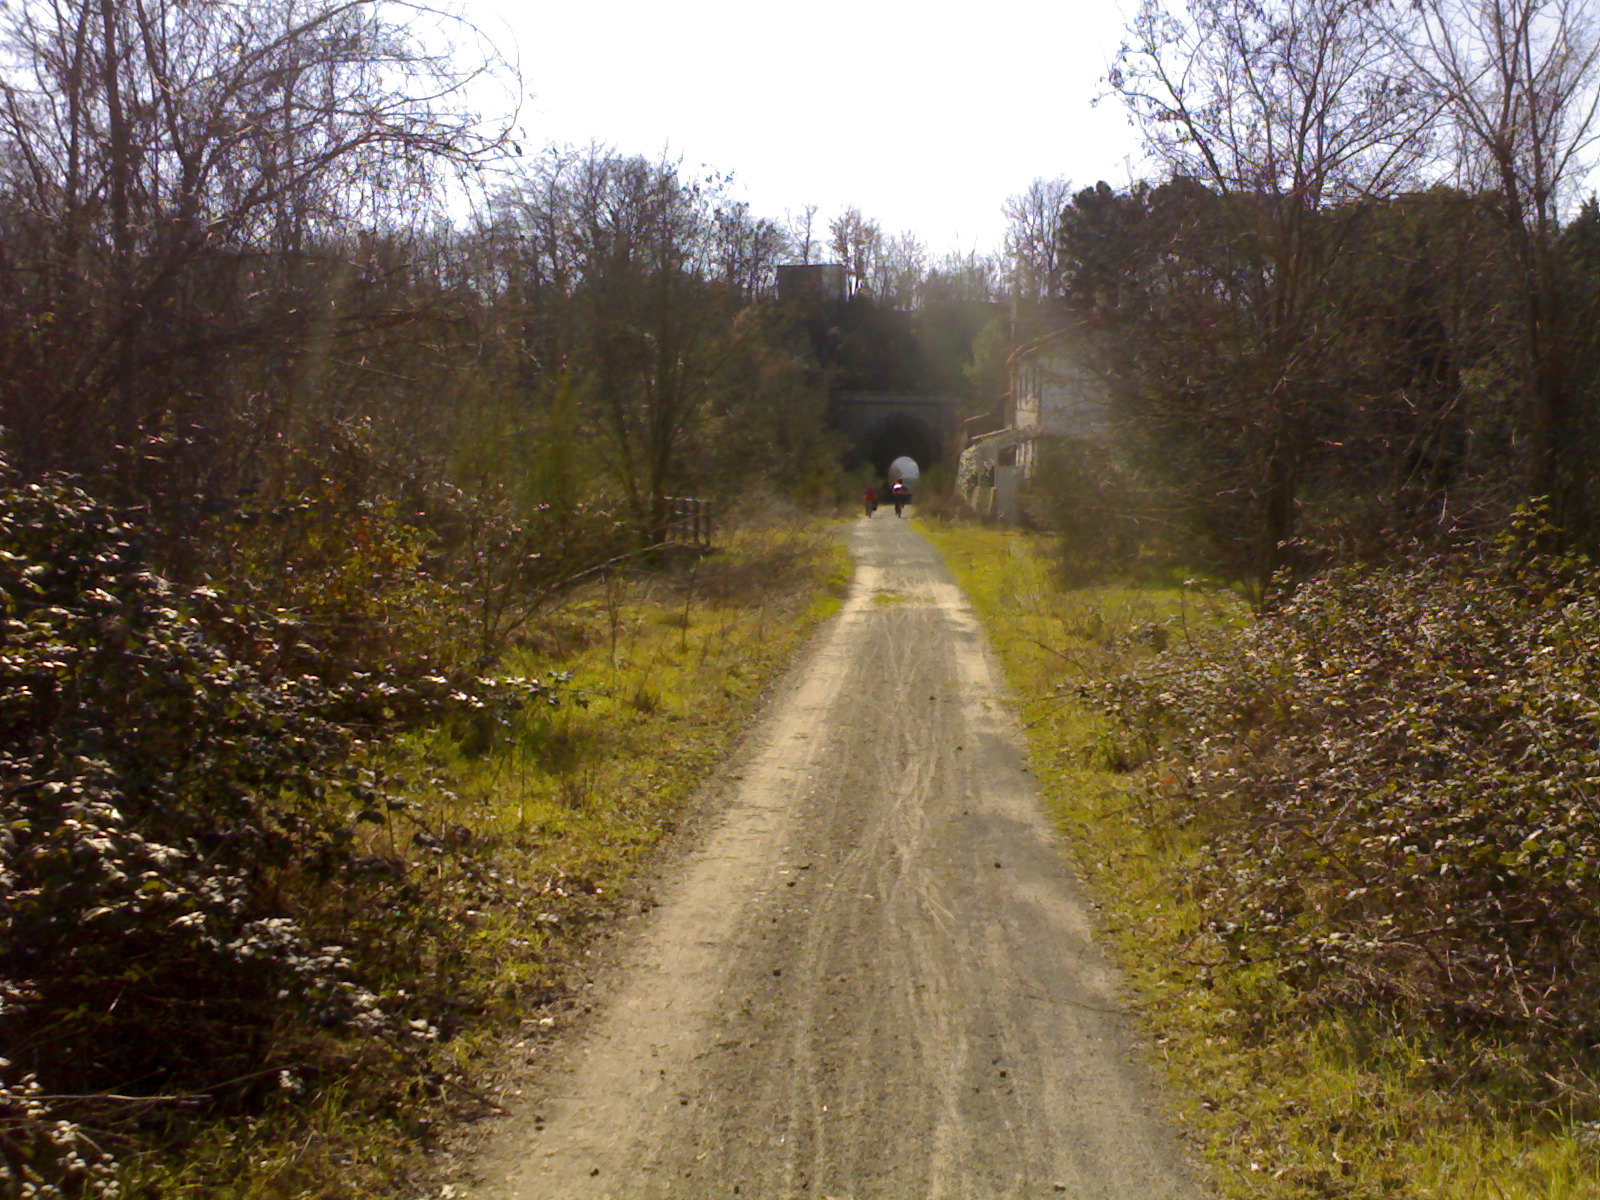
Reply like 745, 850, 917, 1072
131, 517, 851, 1200
919, 519, 1600, 1200
464, 520, 850, 843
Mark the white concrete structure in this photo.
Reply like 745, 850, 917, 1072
957, 330, 1111, 523
1010, 340, 1110, 474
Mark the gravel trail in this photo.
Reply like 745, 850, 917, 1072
467, 517, 1203, 1200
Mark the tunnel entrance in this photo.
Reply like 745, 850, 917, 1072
864, 413, 942, 480
829, 392, 962, 479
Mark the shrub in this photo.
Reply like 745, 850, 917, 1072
0, 463, 554, 1191
1096, 541, 1600, 1063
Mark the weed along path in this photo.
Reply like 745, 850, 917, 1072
466, 516, 1202, 1200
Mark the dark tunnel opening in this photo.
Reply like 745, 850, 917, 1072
865, 414, 942, 480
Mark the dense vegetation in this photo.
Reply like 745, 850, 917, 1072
0, 457, 849, 1198
0, 0, 1013, 1190
1008, 0, 1600, 600
982, 0, 1600, 1190
1107, 526, 1600, 1049
930, 526, 1600, 1195
0, 458, 555, 1194
1036, 180, 1600, 594
1024, 0, 1600, 1039
8, 0, 1600, 1192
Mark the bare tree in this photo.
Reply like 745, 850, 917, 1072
928, 249, 1001, 302
713, 200, 787, 300
786, 203, 820, 264
492, 147, 810, 543
1403, 0, 1600, 511
1115, 0, 1429, 205
828, 206, 881, 296
1111, 0, 1433, 594
0, 0, 510, 491
1004, 178, 1073, 300
872, 231, 927, 309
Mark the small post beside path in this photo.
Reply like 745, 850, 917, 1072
663, 496, 714, 550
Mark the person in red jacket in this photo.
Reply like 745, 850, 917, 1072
864, 486, 877, 517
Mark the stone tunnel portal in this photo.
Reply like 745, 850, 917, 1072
831, 393, 960, 481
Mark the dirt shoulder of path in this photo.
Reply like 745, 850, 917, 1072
440, 517, 1206, 1200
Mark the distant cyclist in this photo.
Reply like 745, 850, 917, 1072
890, 479, 909, 517
864, 486, 877, 517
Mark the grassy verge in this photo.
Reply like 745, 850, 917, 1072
130, 517, 851, 1199
920, 520, 1600, 1200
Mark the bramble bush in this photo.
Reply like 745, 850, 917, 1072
0, 462, 556, 1194
1095, 531, 1600, 1085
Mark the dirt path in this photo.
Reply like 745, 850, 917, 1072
466, 517, 1203, 1200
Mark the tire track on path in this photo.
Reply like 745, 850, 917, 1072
467, 518, 1203, 1200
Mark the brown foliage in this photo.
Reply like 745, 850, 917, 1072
1097, 516, 1600, 1088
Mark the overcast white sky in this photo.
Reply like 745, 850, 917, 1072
468, 0, 1150, 257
